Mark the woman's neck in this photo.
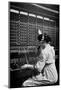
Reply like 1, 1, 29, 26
43, 43, 50, 49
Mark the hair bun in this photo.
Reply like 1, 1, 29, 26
43, 33, 51, 43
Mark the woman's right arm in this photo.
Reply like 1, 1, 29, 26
35, 53, 46, 72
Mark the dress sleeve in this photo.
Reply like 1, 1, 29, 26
35, 60, 45, 72
46, 47, 55, 63
35, 50, 46, 72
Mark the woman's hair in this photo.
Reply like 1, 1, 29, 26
37, 34, 43, 41
37, 33, 51, 43
43, 33, 51, 43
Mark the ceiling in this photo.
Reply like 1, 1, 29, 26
10, 2, 59, 21
10, 2, 59, 11
37, 3, 59, 11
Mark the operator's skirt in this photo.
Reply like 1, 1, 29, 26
22, 64, 58, 86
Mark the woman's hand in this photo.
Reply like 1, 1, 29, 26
21, 64, 34, 69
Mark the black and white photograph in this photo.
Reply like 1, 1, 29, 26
9, 2, 59, 88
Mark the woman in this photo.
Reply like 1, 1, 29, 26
21, 34, 58, 86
